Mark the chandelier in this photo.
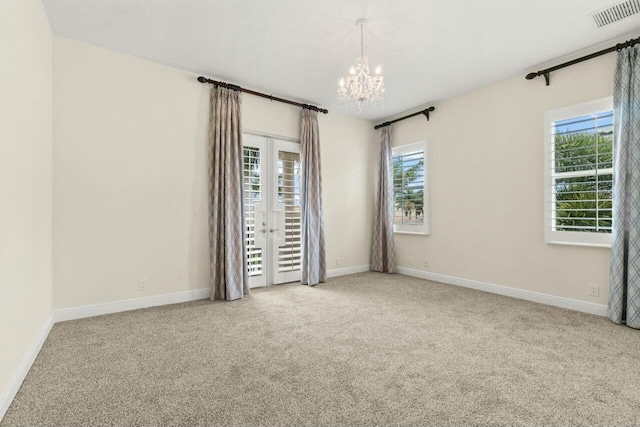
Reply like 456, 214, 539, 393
337, 19, 385, 106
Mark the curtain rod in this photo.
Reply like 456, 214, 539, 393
526, 35, 640, 86
197, 76, 328, 114
374, 106, 435, 130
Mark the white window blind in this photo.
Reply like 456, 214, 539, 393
392, 141, 430, 235
243, 147, 263, 277
544, 98, 613, 247
277, 150, 302, 273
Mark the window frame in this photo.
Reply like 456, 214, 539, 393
391, 141, 430, 235
543, 97, 613, 248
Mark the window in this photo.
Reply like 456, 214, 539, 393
392, 141, 430, 235
544, 98, 613, 247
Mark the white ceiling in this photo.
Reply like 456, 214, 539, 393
42, 0, 640, 121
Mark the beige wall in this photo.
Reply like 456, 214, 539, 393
0, 0, 53, 408
15, 16, 613, 321
389, 52, 614, 305
53, 37, 376, 309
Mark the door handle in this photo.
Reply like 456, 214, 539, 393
269, 228, 279, 233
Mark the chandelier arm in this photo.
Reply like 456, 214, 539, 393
361, 24, 364, 58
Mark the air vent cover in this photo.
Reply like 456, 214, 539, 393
590, 0, 640, 27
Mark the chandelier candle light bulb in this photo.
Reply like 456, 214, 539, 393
337, 19, 385, 108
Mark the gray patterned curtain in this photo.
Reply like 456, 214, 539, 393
208, 86, 249, 301
609, 45, 640, 329
371, 126, 397, 273
300, 108, 326, 286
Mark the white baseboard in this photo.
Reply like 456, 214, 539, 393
53, 266, 373, 323
0, 314, 54, 422
327, 264, 370, 278
397, 267, 608, 317
53, 288, 212, 323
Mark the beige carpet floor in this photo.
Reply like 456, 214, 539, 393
2, 272, 639, 426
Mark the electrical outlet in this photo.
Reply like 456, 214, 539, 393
408, 256, 414, 266
423, 260, 429, 268
138, 279, 148, 291
588, 284, 599, 297
336, 257, 342, 267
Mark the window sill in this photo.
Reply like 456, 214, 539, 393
394, 231, 430, 236
546, 240, 611, 249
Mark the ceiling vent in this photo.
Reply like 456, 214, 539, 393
590, 0, 640, 27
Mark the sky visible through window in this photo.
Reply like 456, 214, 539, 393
555, 111, 612, 134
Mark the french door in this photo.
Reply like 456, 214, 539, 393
243, 133, 302, 288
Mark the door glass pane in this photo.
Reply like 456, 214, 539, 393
277, 151, 301, 273
243, 147, 262, 277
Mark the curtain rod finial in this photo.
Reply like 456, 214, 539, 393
525, 72, 539, 80
197, 76, 208, 83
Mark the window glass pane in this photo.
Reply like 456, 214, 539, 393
553, 111, 613, 173
243, 147, 263, 277
551, 109, 613, 236
277, 151, 301, 273
393, 150, 425, 226
553, 173, 612, 233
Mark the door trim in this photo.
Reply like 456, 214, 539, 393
243, 129, 299, 143
243, 131, 301, 288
